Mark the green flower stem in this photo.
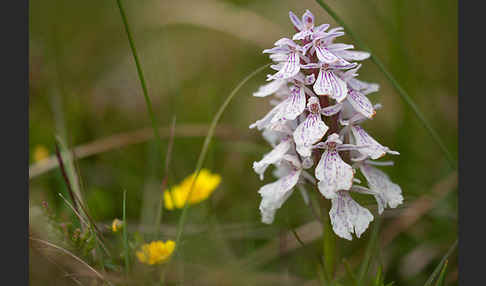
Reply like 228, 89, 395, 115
357, 217, 382, 286
322, 215, 336, 279
315, 0, 456, 170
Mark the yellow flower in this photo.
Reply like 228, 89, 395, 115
33, 145, 49, 163
136, 240, 175, 265
163, 169, 221, 210
111, 218, 123, 233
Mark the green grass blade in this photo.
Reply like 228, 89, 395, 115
122, 189, 130, 275
115, 0, 163, 166
357, 217, 381, 286
424, 240, 457, 286
342, 258, 358, 285
173, 63, 270, 254
374, 264, 383, 286
314, 0, 456, 170
434, 260, 448, 286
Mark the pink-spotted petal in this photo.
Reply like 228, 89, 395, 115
348, 78, 380, 95
315, 149, 354, 199
269, 52, 300, 80
269, 53, 289, 63
327, 27, 344, 34
301, 42, 313, 55
314, 23, 330, 34
346, 90, 375, 118
258, 169, 302, 224
350, 125, 399, 159
327, 43, 354, 51
292, 30, 313, 41
263, 46, 289, 54
253, 79, 286, 97
274, 37, 297, 48
272, 86, 306, 122
335, 50, 371, 61
329, 191, 374, 240
262, 128, 284, 147
315, 46, 340, 64
302, 10, 314, 29
321, 103, 343, 116
289, 11, 303, 31
249, 103, 281, 130
330, 58, 356, 70
293, 114, 329, 157
360, 164, 403, 214
253, 139, 292, 180
301, 63, 320, 69
313, 69, 348, 102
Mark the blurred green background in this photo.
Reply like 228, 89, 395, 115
29, 0, 457, 285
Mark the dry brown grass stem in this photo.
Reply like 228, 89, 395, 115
29, 124, 250, 179
380, 171, 458, 246
29, 236, 113, 285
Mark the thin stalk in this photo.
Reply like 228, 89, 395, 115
154, 116, 177, 238
322, 215, 336, 280
123, 190, 130, 275
115, 0, 163, 164
173, 64, 270, 254
314, 0, 456, 170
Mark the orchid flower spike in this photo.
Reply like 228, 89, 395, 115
249, 9, 403, 240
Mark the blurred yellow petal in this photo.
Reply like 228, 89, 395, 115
136, 240, 175, 265
111, 218, 123, 233
163, 169, 221, 210
33, 145, 49, 164
163, 190, 174, 210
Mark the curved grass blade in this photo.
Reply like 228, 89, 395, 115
314, 0, 456, 170
173, 63, 271, 254
115, 0, 163, 166
434, 260, 448, 286
424, 240, 457, 286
